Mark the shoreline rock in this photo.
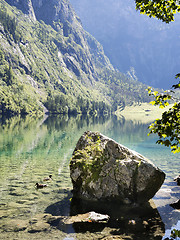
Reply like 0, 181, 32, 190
70, 131, 165, 204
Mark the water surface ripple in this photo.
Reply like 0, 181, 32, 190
0, 115, 179, 239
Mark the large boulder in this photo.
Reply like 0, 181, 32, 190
70, 131, 165, 204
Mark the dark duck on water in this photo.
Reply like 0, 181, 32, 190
43, 175, 52, 181
35, 183, 47, 189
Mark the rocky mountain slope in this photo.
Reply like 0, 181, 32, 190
70, 0, 180, 89
0, 0, 149, 116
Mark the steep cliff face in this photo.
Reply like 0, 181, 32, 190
32, 0, 76, 28
5, 0, 36, 21
0, 0, 149, 116
70, 0, 180, 89
5, 0, 114, 82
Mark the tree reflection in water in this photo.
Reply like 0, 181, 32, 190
0, 114, 179, 239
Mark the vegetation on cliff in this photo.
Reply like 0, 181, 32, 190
0, 0, 150, 117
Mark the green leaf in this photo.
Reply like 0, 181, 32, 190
150, 101, 156, 105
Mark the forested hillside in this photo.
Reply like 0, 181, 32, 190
0, 0, 150, 117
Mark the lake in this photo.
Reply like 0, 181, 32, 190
0, 114, 179, 240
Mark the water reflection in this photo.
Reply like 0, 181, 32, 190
0, 114, 179, 239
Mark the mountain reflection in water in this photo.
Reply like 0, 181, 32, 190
0, 114, 179, 240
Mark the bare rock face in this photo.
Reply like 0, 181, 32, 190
6, 0, 36, 21
70, 131, 165, 204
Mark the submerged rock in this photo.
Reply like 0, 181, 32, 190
28, 214, 52, 233
62, 211, 109, 224
170, 199, 180, 209
174, 175, 180, 185
1, 219, 29, 232
101, 237, 126, 240
70, 131, 165, 203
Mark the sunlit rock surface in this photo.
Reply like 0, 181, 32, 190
70, 131, 165, 203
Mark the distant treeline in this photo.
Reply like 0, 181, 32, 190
44, 94, 111, 116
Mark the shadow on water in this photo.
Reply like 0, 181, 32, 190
45, 194, 165, 239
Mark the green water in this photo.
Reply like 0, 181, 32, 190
0, 115, 179, 240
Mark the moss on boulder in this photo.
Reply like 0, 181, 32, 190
70, 131, 165, 204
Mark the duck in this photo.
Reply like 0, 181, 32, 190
35, 183, 47, 189
43, 174, 52, 181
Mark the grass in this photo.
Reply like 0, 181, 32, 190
115, 102, 173, 123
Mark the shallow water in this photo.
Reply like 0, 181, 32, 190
0, 114, 179, 239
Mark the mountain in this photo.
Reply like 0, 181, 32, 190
70, 0, 180, 89
0, 0, 149, 117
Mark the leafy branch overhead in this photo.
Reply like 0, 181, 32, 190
135, 0, 180, 23
136, 0, 180, 154
147, 84, 180, 153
